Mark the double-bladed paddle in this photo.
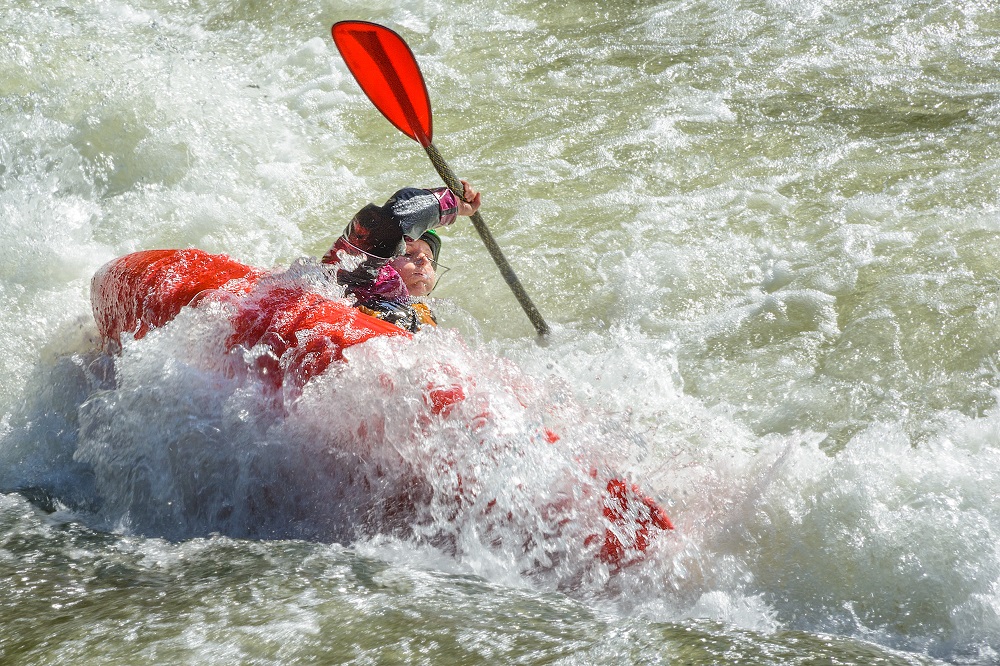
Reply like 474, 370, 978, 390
331, 20, 550, 337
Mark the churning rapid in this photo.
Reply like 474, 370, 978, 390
3, 0, 1000, 663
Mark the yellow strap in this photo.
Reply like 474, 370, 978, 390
357, 305, 385, 320
411, 302, 437, 327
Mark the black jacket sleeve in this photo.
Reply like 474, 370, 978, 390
326, 188, 446, 261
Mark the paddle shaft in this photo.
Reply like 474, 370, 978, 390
423, 142, 550, 337
332, 21, 550, 337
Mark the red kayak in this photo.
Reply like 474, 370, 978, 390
91, 249, 673, 567
92, 248, 411, 389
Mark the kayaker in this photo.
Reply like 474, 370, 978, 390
322, 181, 481, 331
385, 229, 444, 327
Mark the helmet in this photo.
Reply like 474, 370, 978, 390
419, 229, 441, 262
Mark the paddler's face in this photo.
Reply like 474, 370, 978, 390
391, 239, 437, 297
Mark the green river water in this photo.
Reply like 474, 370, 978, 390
3, 0, 1000, 663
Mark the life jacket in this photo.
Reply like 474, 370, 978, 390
356, 299, 437, 332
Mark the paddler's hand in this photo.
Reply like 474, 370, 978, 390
456, 180, 481, 217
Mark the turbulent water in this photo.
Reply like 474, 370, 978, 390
4, 0, 1000, 663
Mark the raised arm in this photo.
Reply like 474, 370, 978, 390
323, 187, 457, 262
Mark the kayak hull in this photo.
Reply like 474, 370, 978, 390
91, 249, 409, 387
90, 249, 673, 567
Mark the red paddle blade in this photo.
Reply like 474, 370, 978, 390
332, 21, 433, 147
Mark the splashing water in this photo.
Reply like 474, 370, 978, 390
6, 0, 1000, 663
3, 261, 677, 592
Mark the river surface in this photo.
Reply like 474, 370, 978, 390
4, 0, 1000, 663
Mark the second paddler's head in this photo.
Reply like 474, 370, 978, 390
391, 229, 444, 297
